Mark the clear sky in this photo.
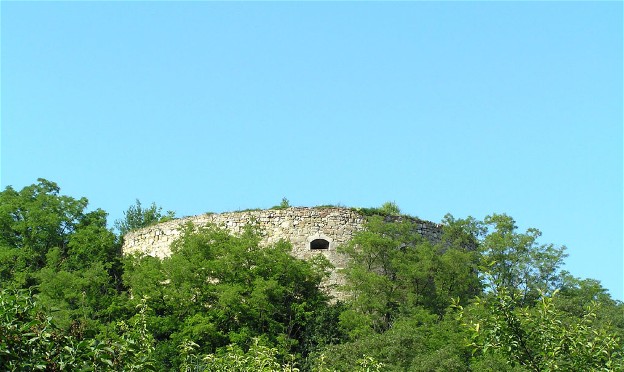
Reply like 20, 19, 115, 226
1, 2, 622, 300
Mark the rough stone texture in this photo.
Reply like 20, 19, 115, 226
122, 207, 443, 298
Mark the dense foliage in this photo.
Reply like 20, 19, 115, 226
123, 221, 332, 368
1, 180, 622, 371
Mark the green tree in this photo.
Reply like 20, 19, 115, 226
479, 214, 567, 305
459, 277, 624, 371
123, 222, 332, 368
554, 273, 624, 342
0, 289, 156, 371
0, 179, 93, 286
180, 338, 299, 372
115, 199, 175, 236
338, 215, 481, 335
379, 201, 400, 216
313, 309, 471, 371
0, 179, 126, 341
35, 262, 118, 333
271, 197, 291, 210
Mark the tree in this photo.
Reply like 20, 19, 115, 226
379, 201, 400, 216
0, 180, 121, 290
0, 179, 90, 285
338, 215, 481, 336
271, 197, 291, 210
115, 199, 175, 236
0, 179, 126, 341
123, 222, 332, 368
180, 338, 299, 372
479, 214, 567, 305
0, 289, 157, 371
554, 272, 624, 341
458, 277, 624, 371
313, 309, 471, 371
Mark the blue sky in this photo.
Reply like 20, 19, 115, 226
2, 2, 622, 300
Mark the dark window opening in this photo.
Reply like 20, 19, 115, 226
310, 239, 330, 250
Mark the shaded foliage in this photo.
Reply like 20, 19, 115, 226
312, 309, 471, 371
0, 289, 156, 371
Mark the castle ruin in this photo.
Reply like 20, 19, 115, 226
122, 207, 443, 297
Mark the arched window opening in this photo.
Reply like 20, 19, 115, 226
310, 239, 330, 250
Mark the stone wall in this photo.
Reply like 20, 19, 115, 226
122, 207, 443, 297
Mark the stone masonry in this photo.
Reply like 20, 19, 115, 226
122, 207, 443, 297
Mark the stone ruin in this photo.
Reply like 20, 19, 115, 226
122, 207, 443, 298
